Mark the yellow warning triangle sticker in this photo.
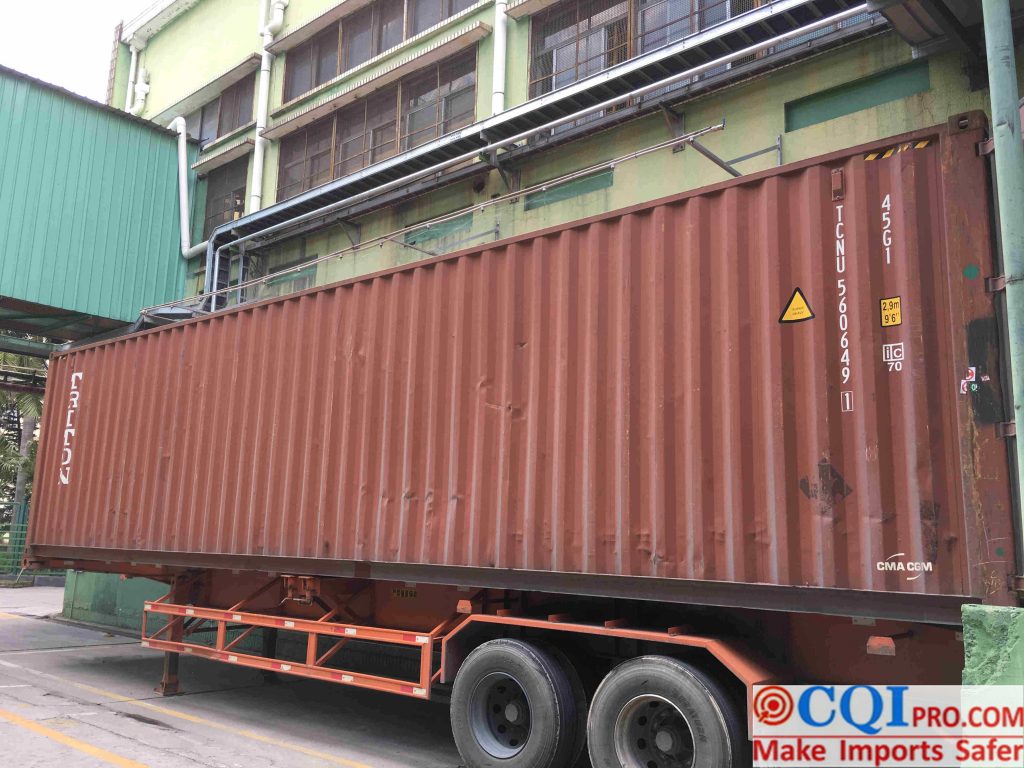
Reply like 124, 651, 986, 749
779, 287, 815, 323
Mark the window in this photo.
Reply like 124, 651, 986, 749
284, 0, 480, 102
400, 53, 475, 149
266, 262, 317, 296
523, 169, 613, 210
341, 0, 405, 72
404, 212, 473, 248
204, 156, 249, 238
277, 51, 477, 201
186, 99, 220, 145
408, 0, 476, 36
334, 88, 400, 177
529, 0, 738, 98
284, 26, 341, 102
186, 72, 256, 146
277, 116, 335, 200
219, 73, 256, 135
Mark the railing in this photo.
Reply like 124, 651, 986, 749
0, 522, 28, 575
0, 501, 62, 577
142, 121, 728, 321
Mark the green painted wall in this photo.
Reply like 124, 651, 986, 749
260, 1, 498, 208
963, 605, 1024, 685
110, 42, 131, 110
0, 66, 195, 324
112, 2, 1005, 290
249, 35, 1004, 290
63, 570, 167, 633
137, 0, 262, 120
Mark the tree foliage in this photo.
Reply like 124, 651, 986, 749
0, 347, 46, 525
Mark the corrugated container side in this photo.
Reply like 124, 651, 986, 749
29, 116, 1018, 616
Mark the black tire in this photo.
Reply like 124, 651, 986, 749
538, 643, 589, 767
451, 638, 586, 768
586, 655, 745, 768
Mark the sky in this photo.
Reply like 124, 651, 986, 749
2, 1, 156, 103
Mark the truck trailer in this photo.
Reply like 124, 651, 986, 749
26, 113, 1021, 768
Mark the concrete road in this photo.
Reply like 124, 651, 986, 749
0, 587, 462, 768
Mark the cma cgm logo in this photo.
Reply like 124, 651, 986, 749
755, 685, 912, 734
58, 371, 84, 486
877, 552, 934, 581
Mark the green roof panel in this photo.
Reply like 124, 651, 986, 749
0, 65, 195, 337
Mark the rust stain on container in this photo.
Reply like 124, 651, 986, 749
29, 116, 1017, 610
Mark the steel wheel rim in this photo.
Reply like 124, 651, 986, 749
468, 671, 533, 758
613, 694, 696, 768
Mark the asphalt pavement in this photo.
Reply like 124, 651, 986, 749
0, 586, 462, 768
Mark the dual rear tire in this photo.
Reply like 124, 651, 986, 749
450, 639, 587, 768
450, 641, 744, 768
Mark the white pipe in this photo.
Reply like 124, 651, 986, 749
491, 0, 508, 115
124, 44, 139, 111
127, 67, 150, 116
167, 117, 196, 259
251, 0, 288, 212
265, 0, 287, 35
185, 241, 208, 259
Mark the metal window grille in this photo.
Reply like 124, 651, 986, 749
219, 72, 257, 135
529, 0, 761, 99
285, 0, 480, 101
285, 26, 342, 102
277, 50, 477, 202
204, 157, 250, 239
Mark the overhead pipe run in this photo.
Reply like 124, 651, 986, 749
251, 0, 289, 213
204, 3, 869, 292
981, 0, 1024, 585
146, 121, 723, 316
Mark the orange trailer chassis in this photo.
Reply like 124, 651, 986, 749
140, 573, 776, 705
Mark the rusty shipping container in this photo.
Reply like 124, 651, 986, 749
28, 115, 1018, 622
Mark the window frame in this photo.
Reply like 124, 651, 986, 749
203, 156, 250, 239
283, 0, 481, 104
276, 49, 477, 202
187, 73, 257, 147
218, 72, 257, 136
284, 25, 343, 103
528, 0, 741, 98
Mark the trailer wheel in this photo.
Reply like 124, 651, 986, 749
451, 638, 586, 768
586, 656, 744, 768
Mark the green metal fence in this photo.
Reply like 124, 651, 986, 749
0, 500, 28, 573
1, 500, 62, 577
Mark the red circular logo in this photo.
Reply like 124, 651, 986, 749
754, 686, 794, 726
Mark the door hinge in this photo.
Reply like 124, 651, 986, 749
978, 138, 995, 156
997, 421, 1017, 438
986, 275, 1007, 292
1008, 574, 1024, 595
831, 168, 845, 201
